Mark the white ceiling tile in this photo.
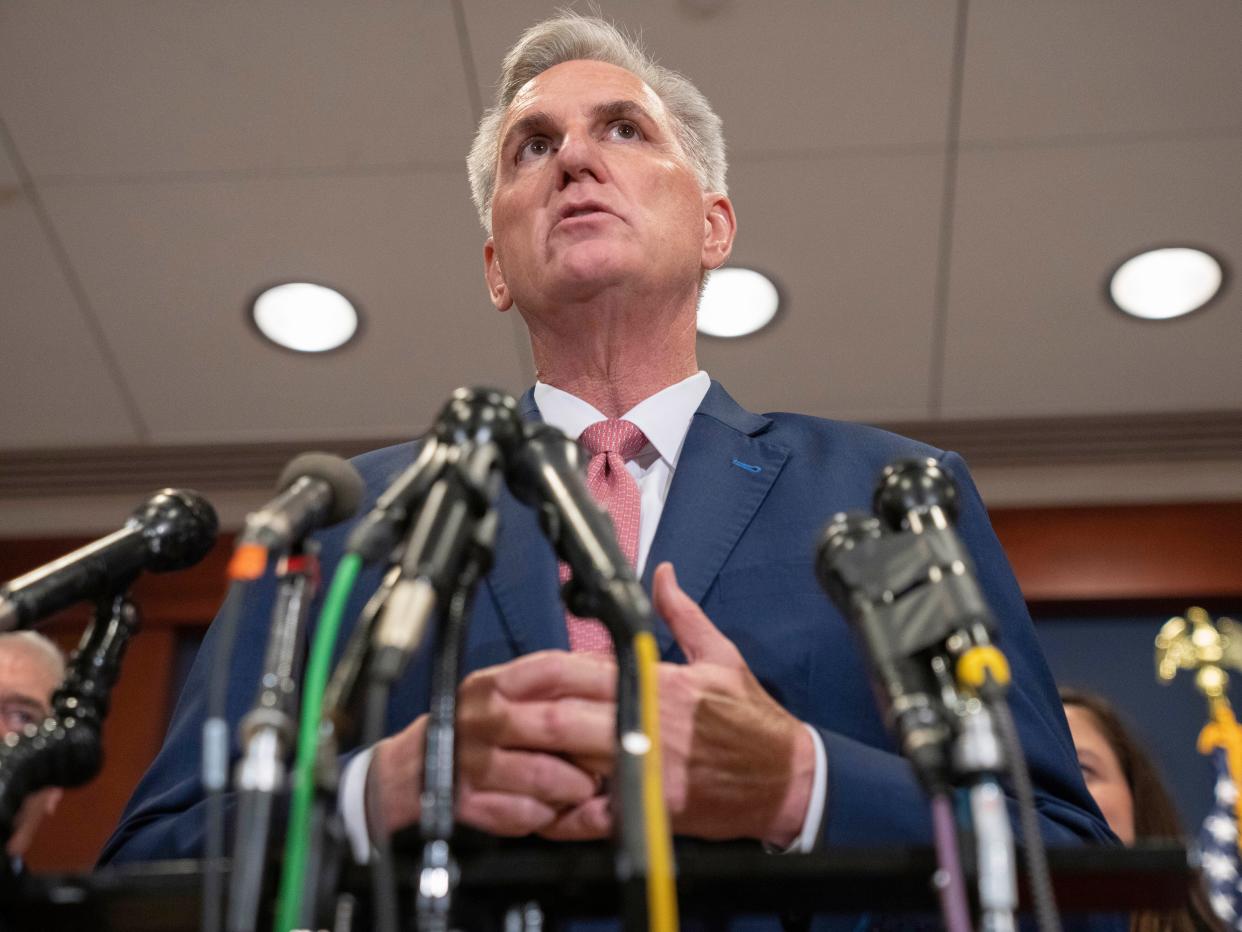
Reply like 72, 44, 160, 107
0, 196, 143, 448
463, 1, 958, 156
40, 170, 530, 444
961, 2, 1242, 142
0, 3, 474, 178
942, 137, 1242, 418
699, 151, 945, 422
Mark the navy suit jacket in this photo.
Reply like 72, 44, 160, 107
100, 381, 1112, 866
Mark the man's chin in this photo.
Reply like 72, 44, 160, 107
548, 255, 634, 300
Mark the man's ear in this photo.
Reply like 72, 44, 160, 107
483, 238, 513, 312
701, 193, 737, 272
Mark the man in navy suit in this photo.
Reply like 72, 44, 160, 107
103, 12, 1111, 869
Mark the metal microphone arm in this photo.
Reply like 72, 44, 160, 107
0, 590, 140, 852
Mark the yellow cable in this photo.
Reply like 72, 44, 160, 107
634, 631, 679, 932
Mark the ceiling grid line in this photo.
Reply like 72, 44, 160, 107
926, 0, 969, 420
455, 0, 537, 387
33, 161, 465, 189
0, 113, 151, 442
958, 124, 1242, 155
452, 0, 485, 121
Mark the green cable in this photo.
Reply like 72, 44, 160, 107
273, 552, 363, 932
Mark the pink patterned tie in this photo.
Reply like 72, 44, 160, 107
562, 419, 648, 653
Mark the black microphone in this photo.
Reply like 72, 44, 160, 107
817, 510, 953, 790
506, 422, 651, 637
873, 457, 960, 534
0, 489, 218, 632
371, 388, 521, 677
238, 452, 365, 552
345, 439, 448, 564
872, 458, 1003, 688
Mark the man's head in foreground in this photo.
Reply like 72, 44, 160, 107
0, 631, 65, 858
466, 14, 736, 381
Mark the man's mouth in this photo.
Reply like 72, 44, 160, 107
557, 201, 614, 222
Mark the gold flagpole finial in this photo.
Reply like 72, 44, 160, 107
1160, 608, 1242, 856
1155, 606, 1242, 702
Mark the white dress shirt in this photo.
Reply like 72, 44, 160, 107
341, 371, 826, 859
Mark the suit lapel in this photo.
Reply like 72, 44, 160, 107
643, 382, 789, 658
482, 390, 569, 655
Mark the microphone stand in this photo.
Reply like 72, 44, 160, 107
226, 544, 320, 932
0, 590, 140, 859
331, 387, 517, 932
416, 512, 497, 932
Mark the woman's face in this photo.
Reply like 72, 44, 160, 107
1064, 704, 1136, 844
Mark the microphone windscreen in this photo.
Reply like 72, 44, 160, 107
277, 452, 365, 527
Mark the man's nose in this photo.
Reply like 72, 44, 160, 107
555, 130, 605, 188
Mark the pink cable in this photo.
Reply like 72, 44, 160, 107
932, 793, 975, 932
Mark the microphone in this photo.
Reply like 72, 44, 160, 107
874, 456, 960, 533
371, 388, 521, 676
873, 458, 1008, 697
345, 439, 448, 564
816, 457, 1010, 788
0, 489, 218, 632
506, 422, 651, 636
237, 452, 365, 553
817, 510, 953, 790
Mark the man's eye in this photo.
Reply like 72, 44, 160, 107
518, 137, 552, 161
609, 121, 641, 141
1, 706, 38, 732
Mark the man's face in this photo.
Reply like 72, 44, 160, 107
484, 59, 730, 316
0, 641, 61, 859
0, 644, 57, 736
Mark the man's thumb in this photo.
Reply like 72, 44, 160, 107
652, 562, 743, 666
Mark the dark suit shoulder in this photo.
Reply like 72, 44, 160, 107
757, 411, 948, 466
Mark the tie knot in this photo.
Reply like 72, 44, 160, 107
579, 419, 648, 462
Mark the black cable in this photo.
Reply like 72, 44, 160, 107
989, 688, 1061, 932
201, 581, 249, 932
364, 677, 399, 932
417, 550, 486, 932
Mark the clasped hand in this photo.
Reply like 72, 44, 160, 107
368, 562, 815, 848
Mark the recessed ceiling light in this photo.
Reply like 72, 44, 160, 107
250, 282, 360, 352
697, 268, 781, 338
1108, 247, 1225, 321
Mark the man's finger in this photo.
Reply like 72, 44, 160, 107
538, 795, 612, 841
458, 746, 599, 806
487, 650, 618, 702
457, 791, 561, 837
653, 562, 745, 667
471, 696, 616, 758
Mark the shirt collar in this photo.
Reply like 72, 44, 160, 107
532, 371, 711, 469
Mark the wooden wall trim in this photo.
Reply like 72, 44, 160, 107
4, 501, 1241, 626
990, 502, 1242, 605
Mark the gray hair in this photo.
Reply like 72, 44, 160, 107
0, 631, 66, 687
467, 12, 728, 231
